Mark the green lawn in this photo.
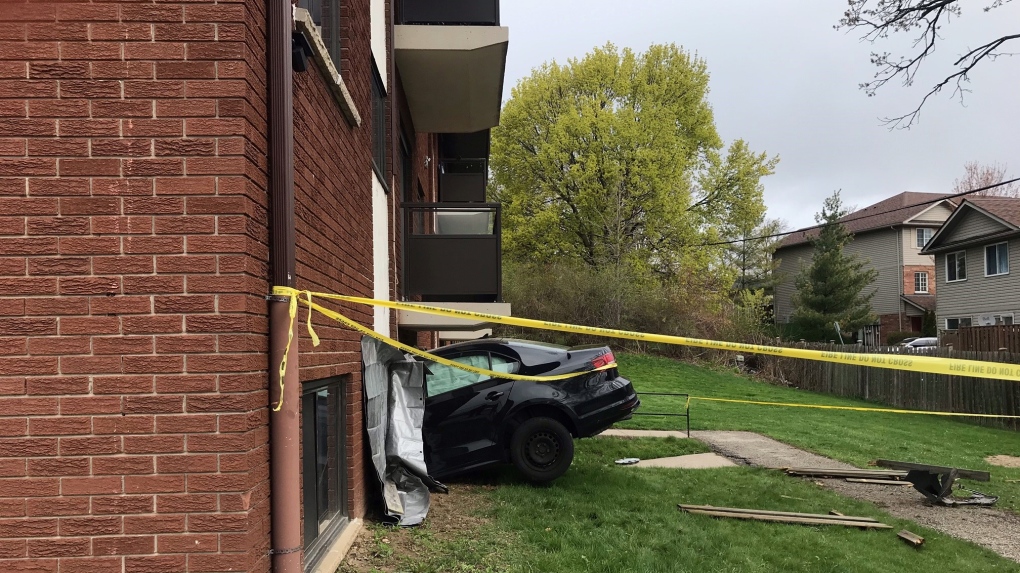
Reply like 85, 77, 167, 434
345, 438, 1018, 572
341, 354, 1020, 573
615, 353, 1020, 510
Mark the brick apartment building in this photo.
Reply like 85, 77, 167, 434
0, 1, 509, 572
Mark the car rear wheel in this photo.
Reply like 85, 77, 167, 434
509, 417, 574, 483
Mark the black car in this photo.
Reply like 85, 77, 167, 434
419, 338, 639, 483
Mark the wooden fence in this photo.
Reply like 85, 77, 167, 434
756, 344, 1020, 430
957, 324, 1020, 353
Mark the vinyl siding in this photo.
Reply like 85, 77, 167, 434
935, 237, 1020, 326
774, 244, 813, 322
910, 202, 954, 225
902, 227, 938, 265
845, 230, 901, 315
951, 209, 1011, 243
773, 229, 900, 322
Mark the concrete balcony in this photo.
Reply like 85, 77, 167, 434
394, 0, 507, 133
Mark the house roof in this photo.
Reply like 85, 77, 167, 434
921, 196, 1020, 253
901, 295, 936, 312
961, 197, 1020, 227
777, 192, 954, 249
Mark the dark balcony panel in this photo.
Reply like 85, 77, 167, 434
439, 130, 490, 160
399, 0, 499, 25
403, 203, 502, 302
440, 173, 487, 202
406, 237, 500, 301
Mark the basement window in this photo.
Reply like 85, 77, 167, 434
302, 376, 349, 570
945, 317, 972, 330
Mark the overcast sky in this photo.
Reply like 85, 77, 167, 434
499, 1, 1020, 230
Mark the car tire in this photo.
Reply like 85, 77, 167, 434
509, 416, 574, 483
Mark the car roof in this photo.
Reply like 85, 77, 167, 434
433, 338, 568, 353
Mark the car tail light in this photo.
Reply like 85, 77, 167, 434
591, 351, 615, 369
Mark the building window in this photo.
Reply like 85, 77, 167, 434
945, 317, 972, 330
298, 0, 341, 65
302, 376, 348, 569
914, 272, 928, 293
985, 242, 1009, 276
1000, 315, 1015, 325
946, 251, 966, 282
915, 228, 932, 248
371, 68, 387, 178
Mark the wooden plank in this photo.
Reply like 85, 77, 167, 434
874, 459, 990, 482
897, 530, 925, 547
678, 506, 892, 529
677, 505, 880, 523
828, 510, 844, 517
785, 468, 908, 479
845, 478, 912, 485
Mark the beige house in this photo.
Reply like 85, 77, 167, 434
922, 198, 1020, 331
774, 192, 956, 344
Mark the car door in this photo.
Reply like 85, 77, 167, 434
422, 351, 518, 477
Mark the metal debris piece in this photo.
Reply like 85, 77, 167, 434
615, 458, 640, 465
905, 469, 998, 507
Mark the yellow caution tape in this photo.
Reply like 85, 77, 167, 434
281, 291, 616, 383
273, 287, 1020, 384
686, 396, 1020, 419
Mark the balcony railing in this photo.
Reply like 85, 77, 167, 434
403, 203, 501, 302
398, 0, 499, 26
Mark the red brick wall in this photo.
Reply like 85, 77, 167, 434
0, 2, 272, 572
903, 265, 935, 296
292, 0, 376, 520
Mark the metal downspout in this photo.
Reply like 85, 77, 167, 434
268, 1, 300, 572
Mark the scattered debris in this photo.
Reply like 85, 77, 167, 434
845, 478, 912, 486
875, 459, 990, 482
780, 495, 807, 501
785, 467, 907, 480
905, 469, 998, 507
829, 510, 844, 517
615, 458, 640, 465
985, 455, 1020, 469
898, 530, 925, 547
677, 504, 891, 529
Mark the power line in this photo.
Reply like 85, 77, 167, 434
700, 177, 1020, 248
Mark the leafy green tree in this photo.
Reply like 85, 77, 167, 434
724, 216, 786, 294
491, 43, 777, 281
791, 192, 878, 341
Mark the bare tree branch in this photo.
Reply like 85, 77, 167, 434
837, 0, 1018, 127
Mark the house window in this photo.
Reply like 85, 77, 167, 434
302, 377, 348, 569
371, 68, 387, 178
915, 228, 932, 248
946, 251, 966, 282
945, 317, 972, 330
985, 242, 1009, 276
914, 272, 928, 294
298, 0, 341, 65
